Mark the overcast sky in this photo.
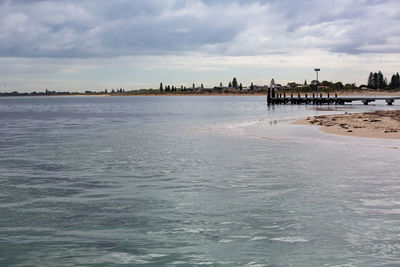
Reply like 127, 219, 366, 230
1, 0, 399, 92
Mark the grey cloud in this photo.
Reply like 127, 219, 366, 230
278, 0, 400, 55
0, 0, 244, 58
0, 0, 399, 58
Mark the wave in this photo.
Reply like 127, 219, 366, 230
270, 237, 308, 243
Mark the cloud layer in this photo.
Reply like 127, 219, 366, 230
1, 0, 399, 58
0, 0, 399, 91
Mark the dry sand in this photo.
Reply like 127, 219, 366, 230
294, 110, 400, 139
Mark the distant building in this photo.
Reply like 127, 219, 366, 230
270, 79, 276, 89
252, 85, 268, 91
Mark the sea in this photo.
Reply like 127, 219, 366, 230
0, 95, 399, 266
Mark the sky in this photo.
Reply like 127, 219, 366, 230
0, 0, 399, 92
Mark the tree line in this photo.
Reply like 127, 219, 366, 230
160, 77, 245, 93
2, 72, 400, 97
368, 71, 400, 89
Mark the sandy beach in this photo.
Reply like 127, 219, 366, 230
294, 110, 400, 139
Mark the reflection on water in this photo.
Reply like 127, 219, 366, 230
0, 96, 399, 266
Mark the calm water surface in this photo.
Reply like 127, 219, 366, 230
0, 96, 399, 266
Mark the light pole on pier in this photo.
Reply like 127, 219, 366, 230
314, 68, 320, 97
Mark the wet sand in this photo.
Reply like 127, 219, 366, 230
294, 110, 400, 139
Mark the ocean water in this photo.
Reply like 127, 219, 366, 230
0, 96, 399, 266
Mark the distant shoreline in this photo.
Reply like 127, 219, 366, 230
1, 90, 400, 98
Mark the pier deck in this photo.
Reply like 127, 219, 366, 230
267, 89, 400, 105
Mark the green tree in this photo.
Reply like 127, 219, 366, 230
390, 72, 400, 89
321, 80, 332, 87
239, 83, 243, 90
333, 82, 343, 91
373, 72, 379, 89
232, 78, 238, 89
368, 71, 387, 89
377, 71, 386, 89
160, 83, 163, 92
344, 83, 356, 90
367, 72, 374, 88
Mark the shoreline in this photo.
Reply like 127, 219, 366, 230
1, 89, 400, 98
0, 93, 269, 97
294, 110, 400, 139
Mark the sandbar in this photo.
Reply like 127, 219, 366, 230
294, 110, 400, 139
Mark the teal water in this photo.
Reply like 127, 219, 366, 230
0, 96, 400, 266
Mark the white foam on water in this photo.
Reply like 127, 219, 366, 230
270, 237, 308, 243
109, 253, 149, 264
219, 239, 233, 243
171, 261, 188, 265
250, 236, 269, 241
146, 254, 168, 259
227, 235, 250, 239
176, 202, 196, 206
231, 184, 249, 188
197, 261, 214, 265
262, 225, 280, 229
97, 149, 113, 153
103, 252, 167, 264
174, 227, 212, 234
146, 229, 170, 235
245, 261, 266, 267
195, 118, 267, 137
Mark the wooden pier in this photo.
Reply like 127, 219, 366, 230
267, 88, 400, 105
